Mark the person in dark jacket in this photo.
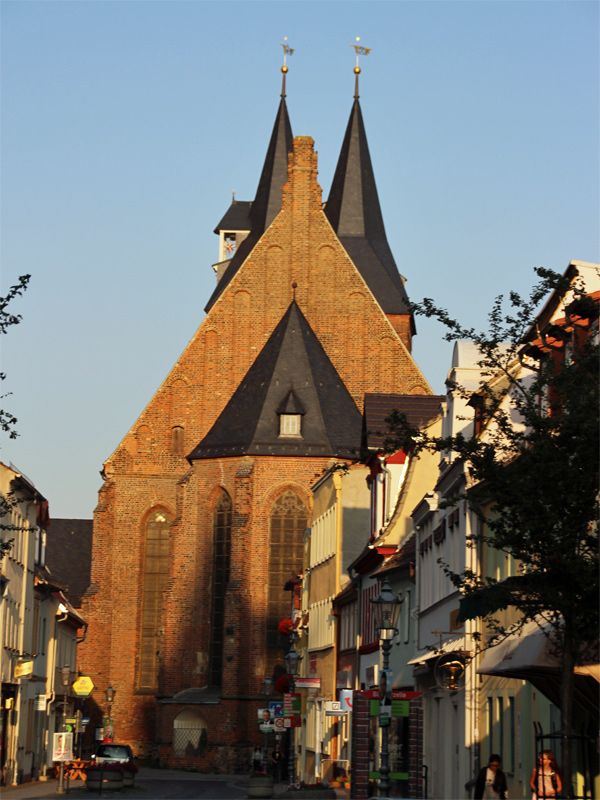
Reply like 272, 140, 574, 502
474, 754, 508, 799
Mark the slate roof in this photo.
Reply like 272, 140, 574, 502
189, 302, 363, 460
213, 200, 252, 234
363, 393, 445, 450
45, 518, 93, 608
325, 99, 413, 321
205, 98, 293, 312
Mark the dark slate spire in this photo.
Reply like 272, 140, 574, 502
205, 98, 293, 312
188, 302, 363, 460
325, 98, 412, 319
248, 97, 293, 233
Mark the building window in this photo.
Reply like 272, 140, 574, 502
137, 511, 171, 690
279, 414, 302, 438
171, 426, 185, 455
209, 491, 232, 687
267, 492, 307, 661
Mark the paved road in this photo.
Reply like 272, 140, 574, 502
1, 767, 254, 800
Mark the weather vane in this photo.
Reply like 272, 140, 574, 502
351, 36, 371, 98
280, 36, 294, 97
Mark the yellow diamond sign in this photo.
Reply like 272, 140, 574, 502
72, 676, 94, 697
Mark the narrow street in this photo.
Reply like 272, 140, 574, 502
1, 767, 252, 800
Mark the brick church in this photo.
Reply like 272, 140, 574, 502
80, 64, 432, 770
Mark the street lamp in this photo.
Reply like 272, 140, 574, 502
284, 642, 301, 787
370, 579, 403, 799
57, 665, 71, 795
104, 684, 116, 742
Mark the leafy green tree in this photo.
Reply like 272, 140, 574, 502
0, 274, 31, 556
385, 267, 599, 793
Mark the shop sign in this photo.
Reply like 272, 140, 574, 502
15, 659, 33, 679
295, 677, 320, 689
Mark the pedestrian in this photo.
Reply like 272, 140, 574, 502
530, 750, 562, 799
474, 753, 508, 799
252, 746, 263, 773
271, 748, 283, 781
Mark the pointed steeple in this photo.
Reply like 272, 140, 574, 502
188, 302, 363, 460
205, 94, 293, 312
325, 97, 413, 321
248, 97, 293, 233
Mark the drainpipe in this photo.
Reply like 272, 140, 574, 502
42, 607, 68, 777
11, 507, 33, 785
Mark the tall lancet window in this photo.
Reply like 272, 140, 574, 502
209, 490, 233, 687
137, 510, 171, 691
267, 491, 307, 662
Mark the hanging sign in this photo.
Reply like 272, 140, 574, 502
35, 694, 47, 711
15, 660, 33, 679
295, 677, 320, 689
72, 676, 94, 696
339, 689, 353, 712
325, 701, 347, 717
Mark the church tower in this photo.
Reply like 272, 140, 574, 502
80, 59, 431, 770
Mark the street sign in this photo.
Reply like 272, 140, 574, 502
72, 676, 94, 696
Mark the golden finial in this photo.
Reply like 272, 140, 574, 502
280, 36, 294, 97
351, 36, 372, 98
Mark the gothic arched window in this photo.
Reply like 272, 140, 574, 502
137, 510, 171, 690
209, 491, 232, 687
267, 491, 307, 658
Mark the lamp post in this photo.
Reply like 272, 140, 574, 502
284, 642, 301, 787
57, 665, 71, 795
104, 684, 115, 742
370, 579, 403, 799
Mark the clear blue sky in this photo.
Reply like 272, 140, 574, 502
1, 0, 598, 518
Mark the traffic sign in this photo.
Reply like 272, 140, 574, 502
72, 676, 94, 696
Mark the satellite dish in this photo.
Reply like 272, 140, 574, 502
434, 653, 466, 691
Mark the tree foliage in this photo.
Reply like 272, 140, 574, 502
0, 274, 31, 557
1, 274, 31, 439
384, 267, 599, 788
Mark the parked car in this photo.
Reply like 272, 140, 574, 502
88, 743, 138, 788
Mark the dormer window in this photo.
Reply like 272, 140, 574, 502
279, 413, 302, 438
277, 389, 305, 439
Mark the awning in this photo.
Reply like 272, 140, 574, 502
407, 636, 465, 666
477, 619, 599, 715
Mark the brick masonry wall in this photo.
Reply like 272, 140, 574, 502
79, 135, 432, 766
349, 691, 370, 799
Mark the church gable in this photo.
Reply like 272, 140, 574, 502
105, 125, 430, 478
